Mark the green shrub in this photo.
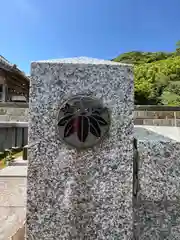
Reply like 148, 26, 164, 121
113, 47, 180, 105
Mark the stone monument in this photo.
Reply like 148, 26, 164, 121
27, 57, 134, 239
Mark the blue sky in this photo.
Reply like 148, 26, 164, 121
1, 0, 180, 73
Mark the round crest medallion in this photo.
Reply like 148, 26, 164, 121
57, 95, 110, 149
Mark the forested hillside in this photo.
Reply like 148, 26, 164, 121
113, 41, 180, 105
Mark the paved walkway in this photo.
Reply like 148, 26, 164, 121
10, 157, 28, 167
0, 160, 27, 240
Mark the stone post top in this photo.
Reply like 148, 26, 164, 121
135, 125, 180, 142
31, 57, 133, 67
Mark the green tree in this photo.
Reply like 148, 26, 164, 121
160, 91, 180, 105
176, 40, 180, 55
166, 81, 180, 95
112, 43, 180, 105
154, 74, 170, 98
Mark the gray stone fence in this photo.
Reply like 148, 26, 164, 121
135, 106, 180, 126
0, 103, 180, 125
0, 102, 28, 122
0, 104, 179, 153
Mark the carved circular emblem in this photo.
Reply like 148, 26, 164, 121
58, 95, 110, 149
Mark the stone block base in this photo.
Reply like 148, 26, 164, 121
134, 139, 180, 239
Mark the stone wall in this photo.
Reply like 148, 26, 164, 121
134, 110, 180, 126
0, 103, 180, 126
0, 103, 28, 122
134, 118, 180, 126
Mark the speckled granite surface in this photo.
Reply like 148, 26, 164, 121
134, 139, 180, 240
27, 57, 134, 240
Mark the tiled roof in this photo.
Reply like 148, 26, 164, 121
0, 55, 12, 65
0, 55, 29, 81
0, 55, 13, 69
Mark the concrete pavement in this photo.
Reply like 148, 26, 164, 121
0, 160, 27, 240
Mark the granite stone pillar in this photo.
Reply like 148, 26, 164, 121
134, 126, 180, 239
27, 57, 134, 239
